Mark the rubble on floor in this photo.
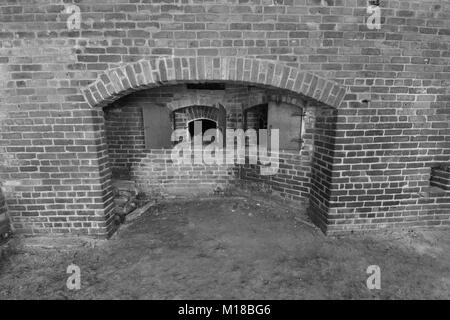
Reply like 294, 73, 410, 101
111, 180, 151, 225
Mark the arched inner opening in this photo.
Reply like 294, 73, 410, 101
245, 103, 268, 131
188, 119, 217, 141
101, 80, 336, 235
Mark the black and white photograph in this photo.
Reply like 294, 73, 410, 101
0, 0, 449, 306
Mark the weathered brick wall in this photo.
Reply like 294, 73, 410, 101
104, 97, 145, 175
307, 103, 339, 230
239, 151, 312, 201
0, 188, 9, 238
0, 0, 449, 236
430, 166, 450, 191
103, 91, 237, 195
104, 84, 310, 196
239, 103, 317, 202
103, 84, 267, 172
132, 149, 237, 196
173, 105, 220, 131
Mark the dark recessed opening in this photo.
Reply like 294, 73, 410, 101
187, 83, 225, 90
188, 119, 217, 138
244, 103, 268, 130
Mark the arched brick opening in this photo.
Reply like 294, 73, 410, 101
83, 57, 347, 110
187, 119, 218, 139
84, 57, 348, 237
174, 105, 220, 132
0, 188, 9, 240
244, 103, 268, 131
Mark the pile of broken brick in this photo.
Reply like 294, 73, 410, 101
112, 180, 150, 225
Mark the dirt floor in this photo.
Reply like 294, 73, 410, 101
0, 197, 449, 299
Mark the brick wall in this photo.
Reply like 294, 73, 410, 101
431, 166, 450, 191
239, 103, 317, 203
174, 105, 220, 131
131, 149, 237, 196
103, 91, 237, 195
104, 84, 310, 196
0, 0, 449, 236
104, 97, 145, 176
239, 151, 312, 201
103, 84, 267, 172
0, 188, 9, 238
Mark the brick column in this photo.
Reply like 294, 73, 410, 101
1, 103, 115, 238
0, 188, 9, 238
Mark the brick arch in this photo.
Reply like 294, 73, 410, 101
179, 105, 219, 123
82, 57, 347, 109
167, 96, 223, 112
173, 105, 219, 131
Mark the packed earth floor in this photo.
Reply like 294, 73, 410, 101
0, 197, 449, 299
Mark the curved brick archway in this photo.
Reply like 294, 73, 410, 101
173, 105, 220, 131
180, 106, 219, 123
168, 97, 223, 112
82, 57, 348, 110
88, 57, 348, 237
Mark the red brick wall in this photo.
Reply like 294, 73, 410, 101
174, 106, 220, 131
0, 0, 449, 236
104, 91, 237, 195
431, 166, 450, 191
0, 189, 9, 238
239, 103, 317, 203
104, 84, 311, 196
131, 149, 237, 196
103, 84, 266, 172
239, 151, 312, 201
104, 97, 145, 175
